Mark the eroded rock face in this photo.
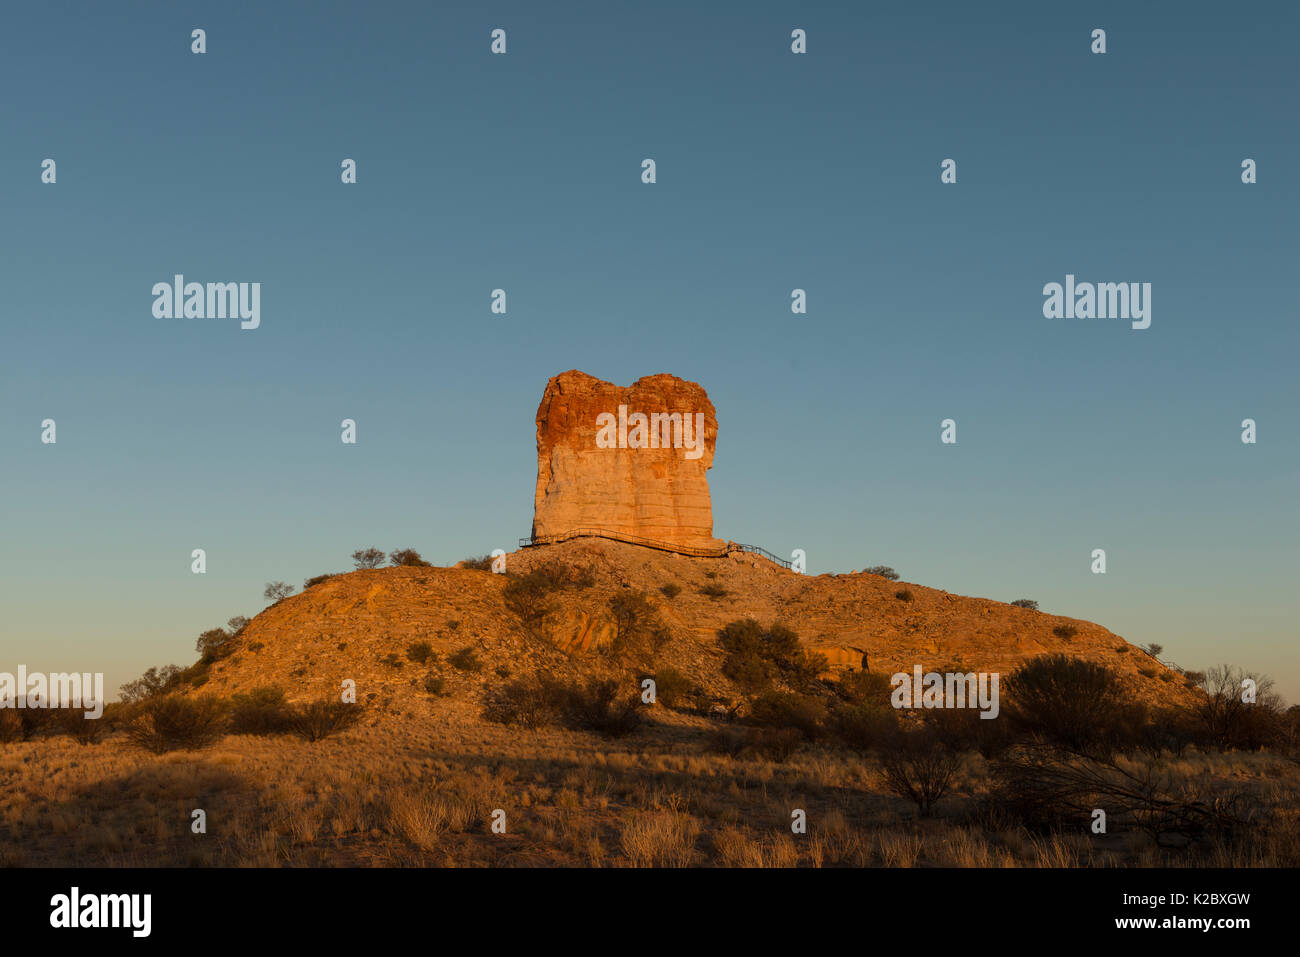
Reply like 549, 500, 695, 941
532, 370, 721, 547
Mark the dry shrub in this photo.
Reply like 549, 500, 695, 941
288, 700, 362, 742
54, 706, 108, 745
127, 695, 226, 753
621, 811, 700, 866
879, 729, 961, 817
712, 827, 799, 867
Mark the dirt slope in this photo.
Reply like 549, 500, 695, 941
195, 539, 1193, 709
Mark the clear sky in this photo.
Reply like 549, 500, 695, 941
2, 1, 1296, 703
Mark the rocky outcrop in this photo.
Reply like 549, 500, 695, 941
531, 370, 721, 548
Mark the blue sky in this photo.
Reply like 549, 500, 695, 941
1, 1, 1297, 702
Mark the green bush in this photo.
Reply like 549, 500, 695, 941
406, 641, 434, 664
894, 589, 913, 602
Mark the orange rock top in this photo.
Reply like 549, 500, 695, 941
531, 370, 721, 547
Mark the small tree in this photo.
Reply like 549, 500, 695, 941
119, 664, 184, 703
863, 566, 900, 580
195, 627, 231, 661
351, 547, 386, 569
263, 581, 295, 602
389, 548, 431, 567
1011, 598, 1039, 610
880, 728, 960, 816
227, 615, 250, 636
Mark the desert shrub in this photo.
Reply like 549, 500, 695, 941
50, 707, 105, 745
1003, 654, 1128, 755
501, 568, 561, 633
1195, 664, 1284, 750
381, 653, 403, 669
495, 665, 511, 678
863, 566, 899, 580
659, 583, 681, 599
389, 548, 432, 567
288, 700, 362, 742
1052, 624, 1078, 641
698, 583, 728, 599
228, 687, 292, 735
448, 646, 483, 672
0, 711, 21, 744
118, 665, 184, 703
351, 547, 386, 569
304, 573, 337, 589
1010, 599, 1039, 610
923, 705, 1013, 759
482, 674, 566, 729
501, 563, 596, 634
461, 555, 493, 571
879, 728, 961, 816
195, 626, 235, 664
993, 747, 1254, 842
650, 666, 696, 709
1138, 667, 1158, 678
749, 691, 828, 739
894, 589, 914, 602
717, 619, 824, 695
1115, 644, 1130, 654
608, 592, 671, 666
247, 642, 264, 653
445, 620, 460, 631
562, 677, 643, 737
1159, 670, 1175, 683
481, 673, 641, 736
832, 701, 899, 750
263, 581, 295, 602
424, 674, 446, 696
704, 727, 802, 763
834, 669, 893, 706
1142, 643, 1164, 658
127, 696, 226, 753
227, 615, 250, 636
406, 641, 434, 664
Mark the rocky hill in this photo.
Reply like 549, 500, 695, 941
194, 538, 1194, 711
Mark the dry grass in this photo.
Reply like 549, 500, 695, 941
2, 695, 1297, 868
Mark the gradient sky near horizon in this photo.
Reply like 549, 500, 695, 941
2, 1, 1297, 703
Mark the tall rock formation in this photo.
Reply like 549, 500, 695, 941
531, 370, 721, 548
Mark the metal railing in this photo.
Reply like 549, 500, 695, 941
518, 527, 792, 569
